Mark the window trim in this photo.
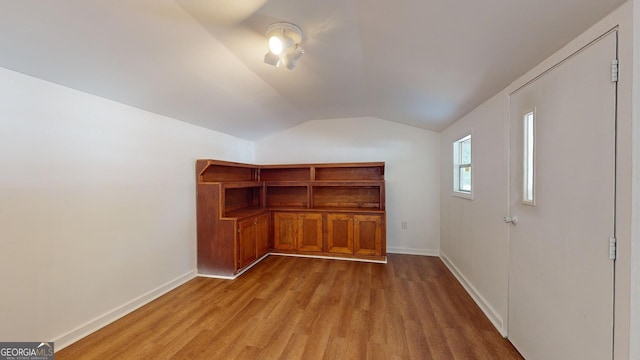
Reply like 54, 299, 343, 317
452, 133, 473, 200
522, 108, 536, 206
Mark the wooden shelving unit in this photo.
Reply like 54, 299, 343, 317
196, 160, 386, 278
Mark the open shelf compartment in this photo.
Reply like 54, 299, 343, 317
312, 186, 382, 210
266, 185, 309, 209
223, 186, 263, 217
314, 165, 384, 181
260, 167, 311, 181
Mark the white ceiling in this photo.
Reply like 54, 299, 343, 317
0, 0, 625, 140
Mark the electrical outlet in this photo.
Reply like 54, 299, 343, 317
401, 221, 408, 230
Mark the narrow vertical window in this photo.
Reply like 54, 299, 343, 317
523, 110, 535, 204
453, 134, 472, 197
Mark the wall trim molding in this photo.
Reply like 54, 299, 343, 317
198, 253, 271, 280
54, 270, 197, 352
269, 252, 387, 263
439, 251, 507, 337
387, 247, 439, 257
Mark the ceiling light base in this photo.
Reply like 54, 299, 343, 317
266, 22, 303, 45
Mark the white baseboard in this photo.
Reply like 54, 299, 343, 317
387, 247, 439, 257
197, 252, 389, 281
269, 252, 387, 264
54, 270, 197, 351
439, 251, 507, 337
198, 253, 271, 280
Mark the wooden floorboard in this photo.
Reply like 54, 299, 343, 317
56, 254, 523, 359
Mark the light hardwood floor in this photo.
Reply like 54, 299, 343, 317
57, 254, 523, 359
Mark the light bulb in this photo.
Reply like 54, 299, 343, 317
268, 36, 284, 55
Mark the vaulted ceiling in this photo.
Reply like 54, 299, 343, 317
0, 0, 625, 140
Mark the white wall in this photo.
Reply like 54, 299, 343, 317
0, 67, 253, 349
440, 93, 509, 333
255, 117, 441, 255
631, 0, 640, 357
440, 2, 634, 357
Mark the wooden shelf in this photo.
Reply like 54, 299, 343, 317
315, 165, 384, 181
223, 208, 268, 219
310, 180, 384, 186
198, 160, 258, 183
221, 181, 263, 188
313, 186, 381, 210
263, 181, 310, 187
256, 207, 384, 213
310, 207, 385, 213
260, 162, 384, 182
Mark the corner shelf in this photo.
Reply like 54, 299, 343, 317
196, 159, 386, 278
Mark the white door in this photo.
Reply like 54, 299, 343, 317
508, 31, 617, 360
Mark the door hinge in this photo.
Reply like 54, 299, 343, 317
611, 60, 619, 83
609, 237, 617, 260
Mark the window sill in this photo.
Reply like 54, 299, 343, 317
452, 191, 473, 200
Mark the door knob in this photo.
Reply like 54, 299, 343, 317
504, 216, 518, 225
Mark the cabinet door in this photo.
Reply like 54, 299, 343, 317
327, 214, 353, 254
297, 213, 323, 252
237, 218, 257, 270
256, 213, 270, 258
354, 215, 382, 256
273, 212, 297, 250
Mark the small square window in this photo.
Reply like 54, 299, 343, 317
453, 134, 472, 198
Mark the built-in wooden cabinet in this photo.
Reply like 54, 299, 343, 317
273, 212, 323, 252
238, 213, 270, 270
255, 213, 270, 259
197, 159, 386, 278
326, 213, 384, 256
238, 217, 258, 269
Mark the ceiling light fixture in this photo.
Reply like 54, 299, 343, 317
263, 22, 304, 70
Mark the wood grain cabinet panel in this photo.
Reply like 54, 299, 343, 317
327, 214, 383, 256
354, 215, 383, 256
238, 213, 270, 270
274, 212, 323, 252
273, 212, 297, 250
297, 213, 323, 252
327, 214, 354, 254
256, 213, 270, 258
238, 217, 258, 270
